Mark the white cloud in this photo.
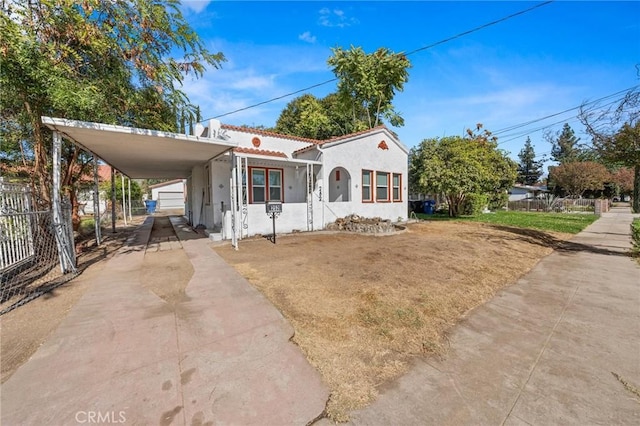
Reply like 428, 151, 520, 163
318, 8, 358, 28
299, 31, 317, 44
182, 1, 212, 14
179, 39, 335, 127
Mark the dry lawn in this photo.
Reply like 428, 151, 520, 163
214, 221, 573, 421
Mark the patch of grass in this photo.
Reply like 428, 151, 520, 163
417, 210, 598, 234
78, 217, 95, 236
631, 219, 640, 259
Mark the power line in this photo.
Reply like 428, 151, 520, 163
203, 1, 555, 122
404, 1, 554, 57
494, 86, 638, 145
493, 87, 634, 137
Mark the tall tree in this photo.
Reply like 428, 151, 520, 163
610, 167, 634, 198
579, 88, 640, 212
327, 46, 411, 132
516, 137, 544, 185
0, 0, 224, 226
409, 125, 517, 217
548, 123, 581, 164
548, 161, 610, 197
274, 94, 331, 139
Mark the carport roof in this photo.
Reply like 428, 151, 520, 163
42, 116, 238, 179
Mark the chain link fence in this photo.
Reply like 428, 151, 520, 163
0, 179, 77, 315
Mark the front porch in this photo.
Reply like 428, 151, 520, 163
188, 153, 323, 243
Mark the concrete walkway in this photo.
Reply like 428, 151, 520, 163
1, 216, 328, 425
347, 206, 640, 425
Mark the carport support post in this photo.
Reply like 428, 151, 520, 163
121, 173, 127, 226
127, 177, 132, 222
93, 156, 101, 245
111, 167, 116, 233
52, 131, 74, 273
229, 152, 238, 250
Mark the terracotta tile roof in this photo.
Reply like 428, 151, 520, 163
234, 147, 288, 158
292, 144, 319, 155
221, 124, 320, 144
1, 163, 113, 183
220, 124, 396, 148
318, 125, 390, 145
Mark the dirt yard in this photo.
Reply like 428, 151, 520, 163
214, 221, 574, 421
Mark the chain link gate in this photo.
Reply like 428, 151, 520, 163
0, 179, 77, 315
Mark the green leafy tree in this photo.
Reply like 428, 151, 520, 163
516, 137, 544, 185
0, 0, 224, 226
101, 178, 143, 203
274, 94, 332, 139
409, 125, 517, 217
327, 46, 411, 132
580, 88, 640, 212
548, 161, 610, 197
548, 123, 581, 164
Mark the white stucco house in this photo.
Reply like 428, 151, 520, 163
42, 117, 409, 247
150, 179, 186, 212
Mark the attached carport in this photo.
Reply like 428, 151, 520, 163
42, 116, 239, 245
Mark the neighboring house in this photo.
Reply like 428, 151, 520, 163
150, 179, 186, 212
78, 164, 111, 215
508, 184, 548, 201
42, 117, 409, 245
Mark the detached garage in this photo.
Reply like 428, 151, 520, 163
150, 179, 186, 212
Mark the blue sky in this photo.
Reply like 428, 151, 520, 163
178, 1, 639, 173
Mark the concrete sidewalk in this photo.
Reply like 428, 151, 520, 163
348, 206, 640, 425
1, 216, 328, 425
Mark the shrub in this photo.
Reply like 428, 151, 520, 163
488, 191, 508, 210
462, 193, 488, 216
632, 219, 640, 257
78, 218, 95, 237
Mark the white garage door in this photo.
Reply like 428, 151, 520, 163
157, 191, 184, 211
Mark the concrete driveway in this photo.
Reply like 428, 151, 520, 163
1, 216, 328, 425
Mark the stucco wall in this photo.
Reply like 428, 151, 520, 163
320, 130, 408, 225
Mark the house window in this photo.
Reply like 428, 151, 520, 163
392, 173, 402, 202
362, 170, 373, 202
251, 168, 266, 203
250, 167, 283, 203
336, 170, 341, 181
269, 169, 282, 201
204, 164, 211, 205
376, 171, 390, 202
